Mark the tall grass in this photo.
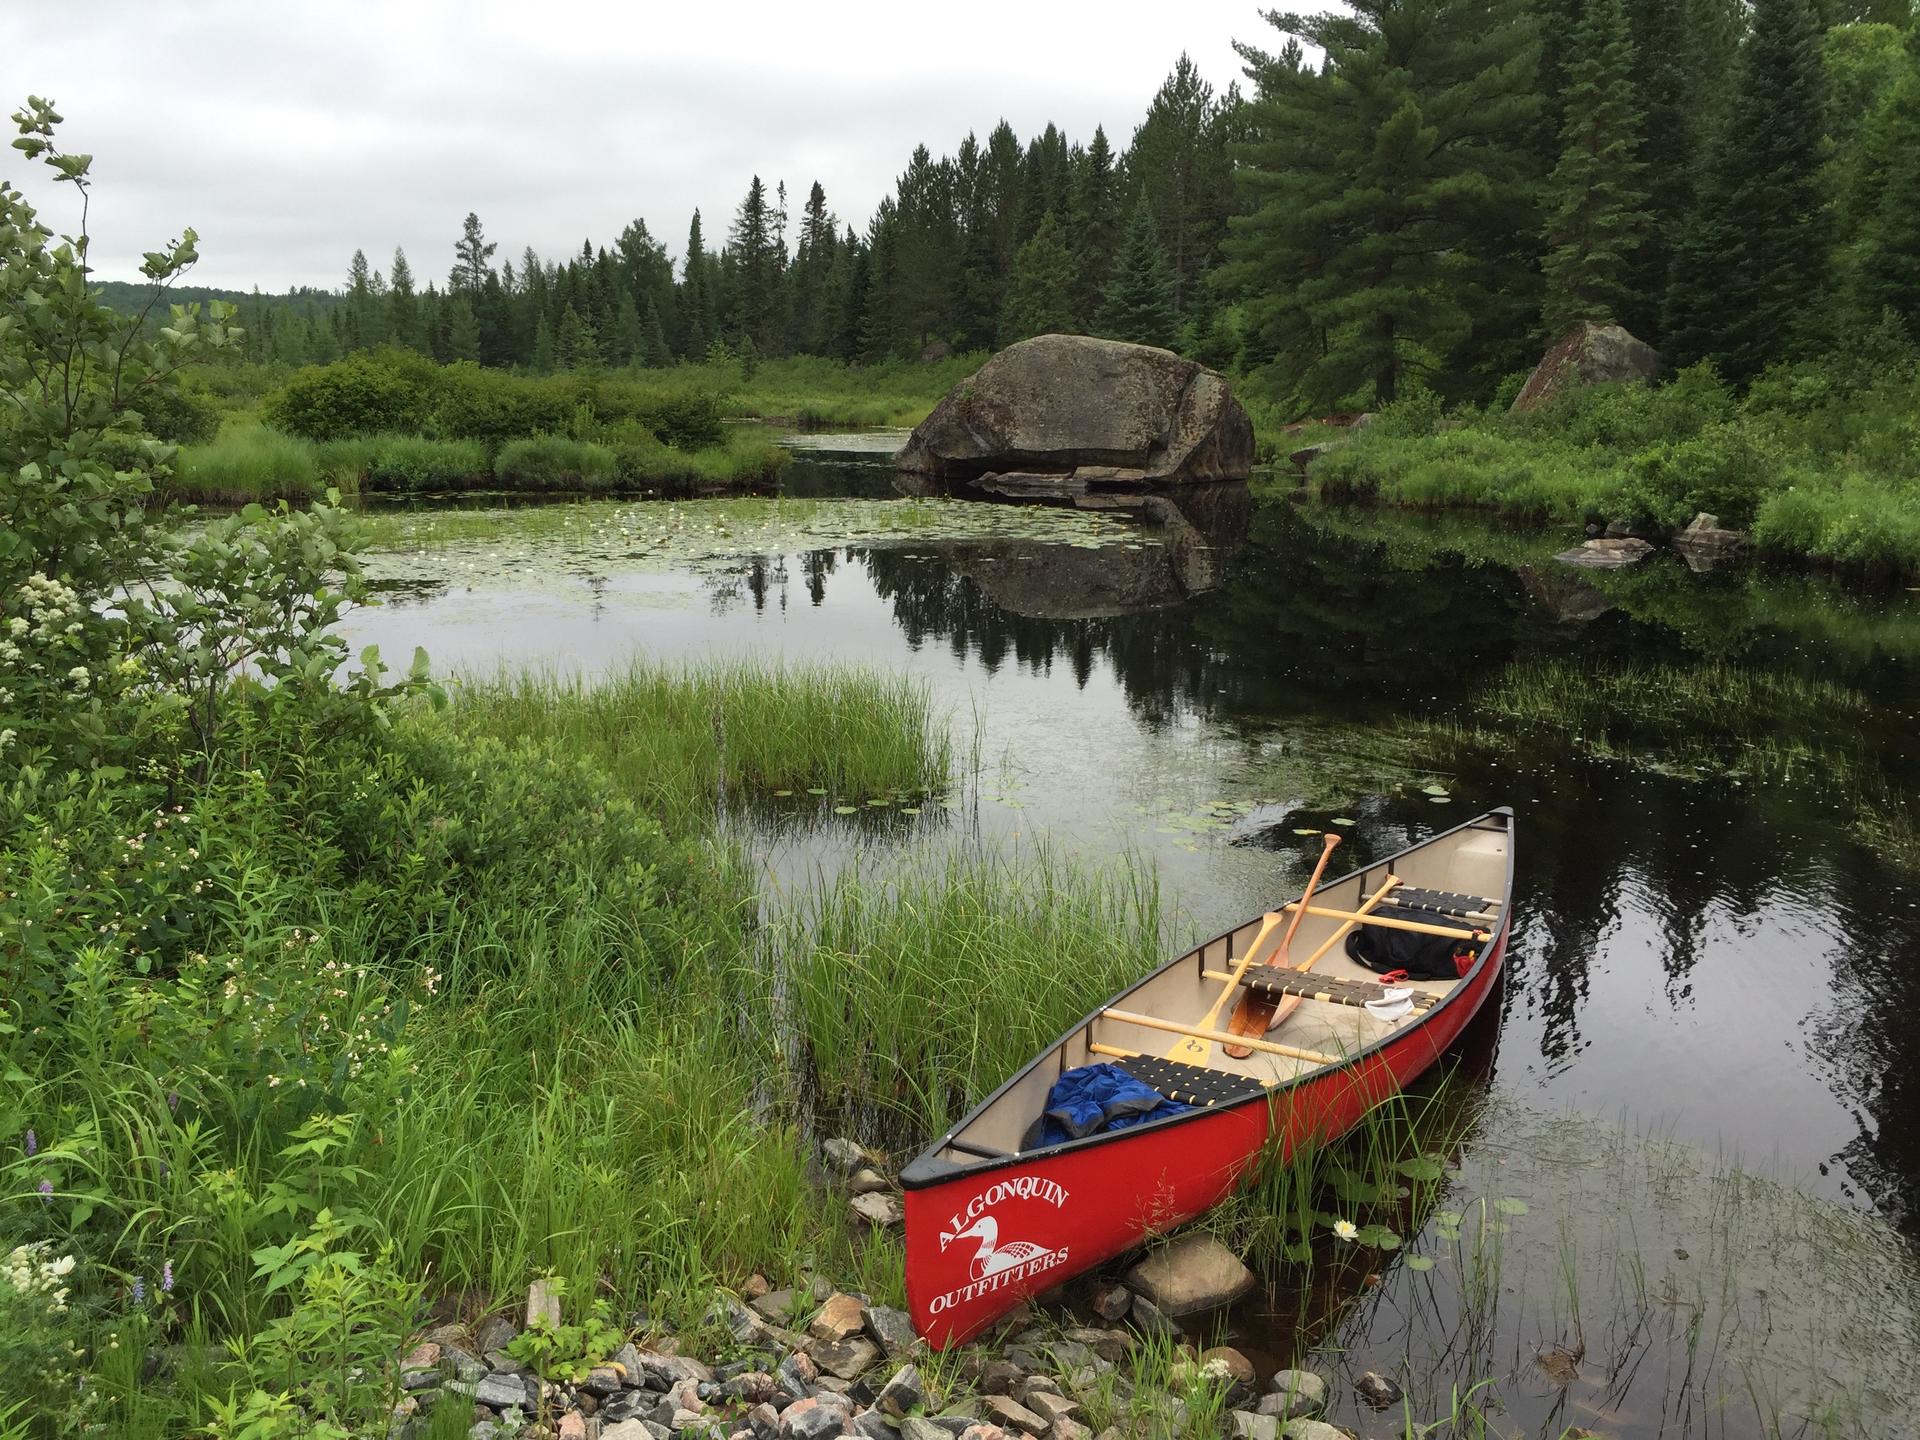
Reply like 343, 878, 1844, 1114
712, 353, 986, 428
168, 423, 327, 502
773, 845, 1164, 1135
448, 660, 952, 832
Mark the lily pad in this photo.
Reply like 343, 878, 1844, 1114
1397, 1157, 1445, 1182
1292, 828, 1320, 836
1406, 1255, 1436, 1272
1494, 1196, 1530, 1216
1422, 783, 1450, 796
899, 807, 921, 816
1356, 1224, 1402, 1250
833, 806, 859, 816
1332, 817, 1356, 827
807, 787, 828, 796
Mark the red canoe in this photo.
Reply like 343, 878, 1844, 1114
900, 808, 1515, 1347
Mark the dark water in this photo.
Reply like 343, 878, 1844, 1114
343, 438, 1920, 1436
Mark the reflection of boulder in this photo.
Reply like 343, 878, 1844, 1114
1671, 512, 1750, 572
897, 334, 1253, 489
1555, 537, 1653, 569
1518, 564, 1615, 624
938, 483, 1254, 619
1511, 322, 1660, 413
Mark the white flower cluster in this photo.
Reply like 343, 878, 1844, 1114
2, 1243, 76, 1313
0, 574, 89, 681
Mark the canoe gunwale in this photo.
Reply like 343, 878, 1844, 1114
899, 806, 1515, 1192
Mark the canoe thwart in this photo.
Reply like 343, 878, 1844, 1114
1110, 1053, 1272, 1107
1098, 1008, 1343, 1066
1206, 968, 1438, 1013
1279, 900, 1486, 940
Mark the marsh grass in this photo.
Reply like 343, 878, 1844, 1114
712, 353, 986, 428
447, 660, 952, 832
168, 423, 326, 503
771, 845, 1165, 1136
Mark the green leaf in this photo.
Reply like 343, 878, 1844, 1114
1332, 817, 1355, 826
1406, 1255, 1435, 1272
1494, 1197, 1529, 1216
1396, 1156, 1445, 1181
1356, 1224, 1401, 1250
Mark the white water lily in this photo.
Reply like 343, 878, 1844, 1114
1332, 1219, 1360, 1242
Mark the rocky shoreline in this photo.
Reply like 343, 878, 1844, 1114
387, 1140, 1362, 1440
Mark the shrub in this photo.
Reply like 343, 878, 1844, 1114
1605, 421, 1785, 528
364, 435, 489, 493
263, 350, 436, 439
433, 364, 571, 449
1753, 474, 1920, 578
493, 435, 619, 491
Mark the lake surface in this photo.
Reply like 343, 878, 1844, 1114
342, 434, 1920, 1437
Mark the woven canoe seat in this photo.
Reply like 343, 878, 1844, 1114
1115, 1055, 1271, 1108
1391, 885, 1501, 920
1238, 969, 1438, 1013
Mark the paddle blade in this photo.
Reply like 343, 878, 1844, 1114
1165, 1033, 1212, 1064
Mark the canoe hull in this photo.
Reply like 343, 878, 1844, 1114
903, 917, 1509, 1347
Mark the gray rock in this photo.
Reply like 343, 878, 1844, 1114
979, 1359, 1023, 1395
981, 1394, 1050, 1435
1280, 1422, 1345, 1440
600, 1423, 658, 1440
441, 1344, 488, 1383
897, 335, 1254, 490
809, 1293, 867, 1344
601, 1394, 649, 1425
812, 1335, 883, 1381
581, 1367, 624, 1398
849, 1168, 893, 1197
526, 1278, 562, 1331
484, 1349, 525, 1375
1090, 1285, 1131, 1323
710, 1295, 766, 1344
900, 1422, 951, 1440
475, 1373, 535, 1411
780, 1394, 854, 1439
754, 1289, 800, 1323
848, 1192, 904, 1229
1128, 1293, 1178, 1340
876, 1364, 925, 1418
474, 1317, 519, 1354
863, 1306, 917, 1357
1229, 1414, 1277, 1440
1673, 512, 1749, 569
1353, 1370, 1402, 1409
1511, 322, 1660, 412
1263, 1371, 1325, 1420
1554, 537, 1654, 569
1126, 1232, 1256, 1318
746, 1404, 782, 1440
821, 1138, 867, 1175
1288, 442, 1341, 475
610, 1343, 644, 1386
1024, 1392, 1079, 1427
852, 1415, 899, 1439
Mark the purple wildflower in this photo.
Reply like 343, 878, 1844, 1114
161, 1259, 173, 1293
23, 1129, 35, 1158
131, 1276, 145, 1305
36, 1180, 52, 1200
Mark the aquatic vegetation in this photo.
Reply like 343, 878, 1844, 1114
168, 422, 324, 503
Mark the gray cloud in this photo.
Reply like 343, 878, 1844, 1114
6, 0, 1275, 291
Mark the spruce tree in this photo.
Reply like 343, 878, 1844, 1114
1850, 38, 1920, 327
452, 212, 496, 293
613, 291, 644, 364
789, 181, 838, 354
1123, 55, 1238, 315
729, 176, 785, 356
1664, 0, 1829, 378
388, 247, 418, 349
998, 211, 1078, 343
1540, 0, 1650, 336
446, 293, 480, 362
554, 302, 599, 369
1223, 2, 1543, 407
1069, 126, 1122, 325
678, 211, 712, 359
532, 311, 555, 372
1099, 201, 1180, 349
639, 296, 673, 367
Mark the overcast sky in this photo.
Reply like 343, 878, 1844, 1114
5, 0, 1289, 293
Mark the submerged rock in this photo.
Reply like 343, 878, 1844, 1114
1672, 511, 1750, 571
897, 334, 1254, 490
1511, 322, 1660, 412
1262, 1370, 1326, 1420
1554, 536, 1654, 569
1353, 1369, 1403, 1408
1125, 1232, 1257, 1317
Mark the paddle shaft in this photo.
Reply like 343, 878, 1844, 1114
1220, 832, 1341, 1057
1268, 873, 1403, 1027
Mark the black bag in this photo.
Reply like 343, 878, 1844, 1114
1344, 904, 1481, 981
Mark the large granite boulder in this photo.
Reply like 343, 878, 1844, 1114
896, 334, 1254, 492
1511, 322, 1660, 413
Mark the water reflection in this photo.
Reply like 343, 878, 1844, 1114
341, 478, 1920, 1244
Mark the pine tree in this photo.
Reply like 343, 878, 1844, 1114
638, 296, 673, 367
1664, 0, 1829, 378
1099, 201, 1180, 349
789, 181, 838, 354
446, 293, 480, 362
452, 212, 496, 293
1222, 3, 1542, 407
1540, 0, 1650, 336
555, 302, 599, 369
678, 211, 712, 360
532, 311, 555, 372
1069, 126, 1122, 326
1123, 55, 1238, 315
1849, 38, 1920, 327
388, 247, 418, 349
998, 212, 1079, 343
344, 248, 379, 351
729, 176, 786, 356
613, 291, 644, 364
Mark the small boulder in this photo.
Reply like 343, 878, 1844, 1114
1128, 1294, 1178, 1340
812, 1335, 883, 1381
863, 1305, 918, 1357
821, 1138, 868, 1176
781, 1394, 855, 1440
755, 1289, 802, 1323
474, 1373, 535, 1411
876, 1363, 926, 1418
1229, 1414, 1278, 1440
557, 1412, 587, 1440
1124, 1233, 1256, 1318
1280, 1422, 1346, 1440
981, 1395, 1050, 1436
525, 1277, 562, 1331
849, 1192, 905, 1229
810, 1294, 867, 1345
1554, 537, 1654, 570
1353, 1370, 1403, 1409
1090, 1285, 1131, 1323
849, 1168, 893, 1197
1263, 1370, 1326, 1420
1511, 322, 1660, 413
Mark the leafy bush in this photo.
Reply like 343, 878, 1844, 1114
262, 350, 436, 440
1753, 474, 1920, 577
1605, 421, 1786, 528
432, 363, 571, 449
493, 435, 619, 491
363, 435, 488, 493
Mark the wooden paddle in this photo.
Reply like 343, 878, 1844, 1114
1220, 833, 1341, 1059
1232, 873, 1402, 1050
1162, 908, 1292, 1066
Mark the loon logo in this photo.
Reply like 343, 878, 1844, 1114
929, 1176, 1071, 1316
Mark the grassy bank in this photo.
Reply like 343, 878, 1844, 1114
707, 352, 983, 427
168, 422, 787, 504
1287, 353, 1920, 581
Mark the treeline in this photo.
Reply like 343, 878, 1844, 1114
185, 0, 1920, 412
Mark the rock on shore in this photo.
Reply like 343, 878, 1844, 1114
896, 334, 1254, 494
